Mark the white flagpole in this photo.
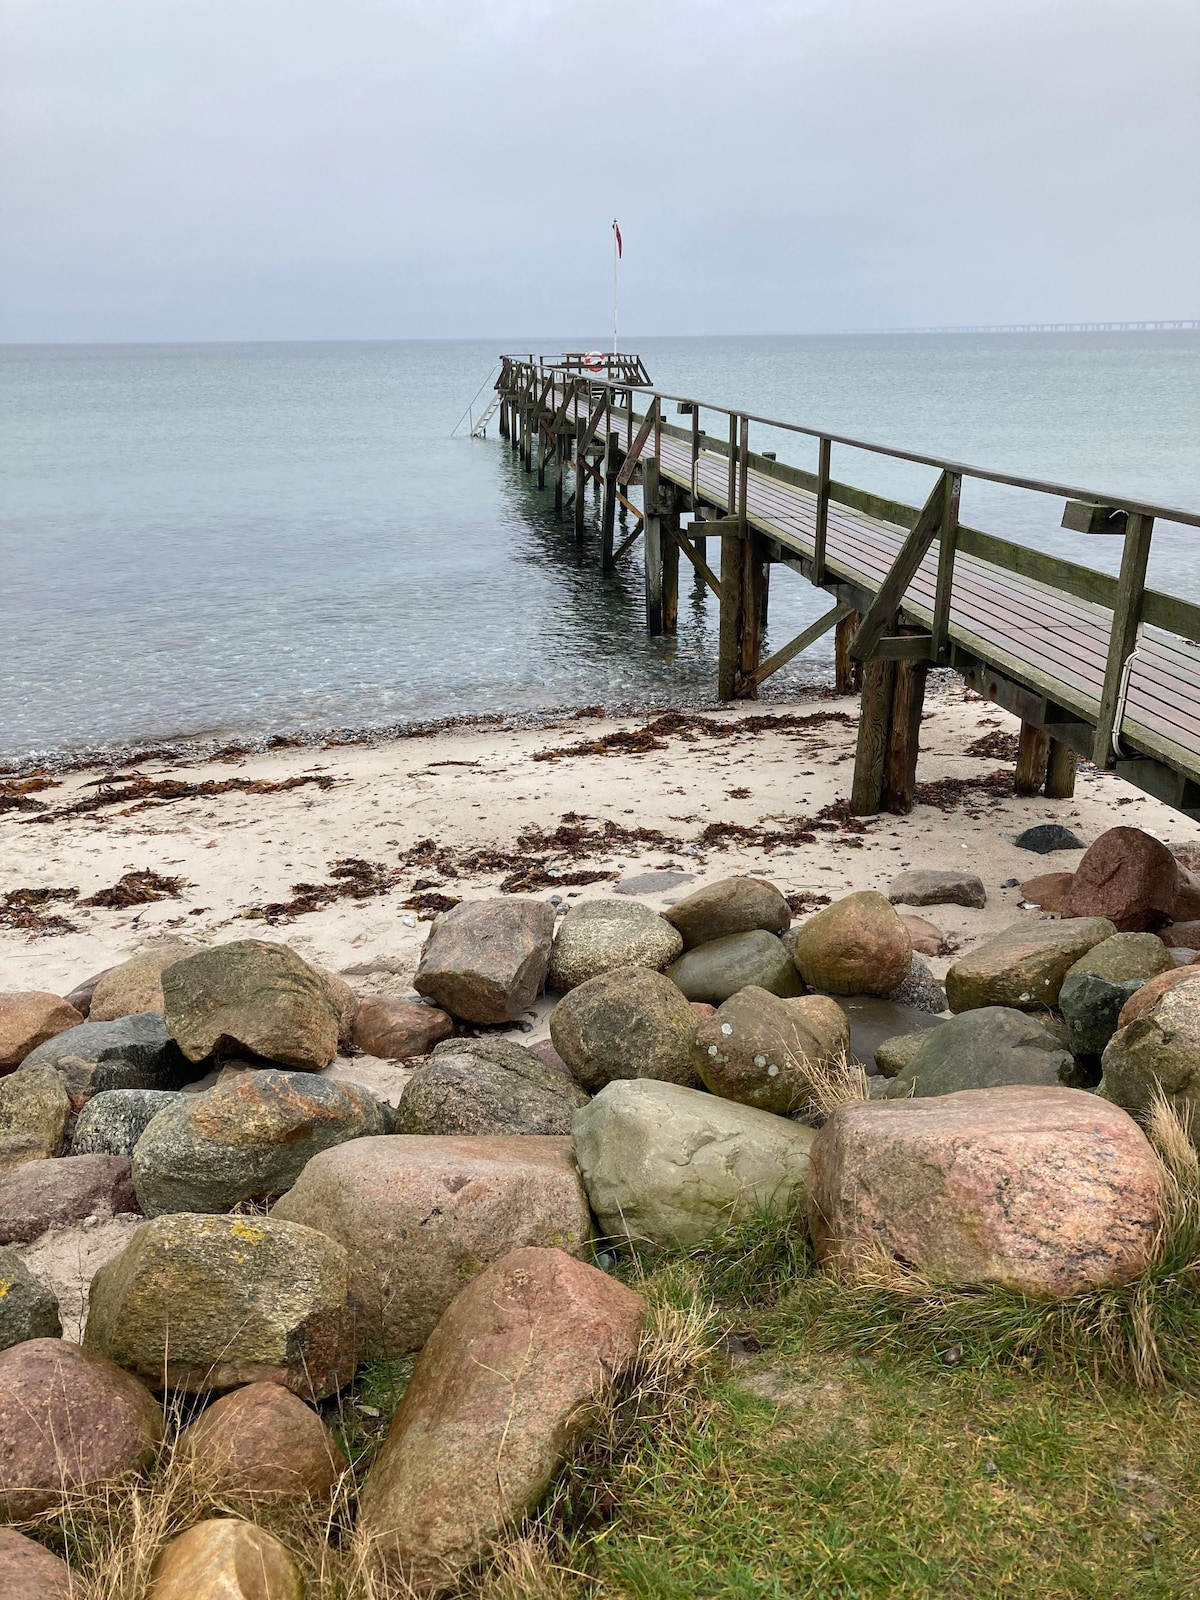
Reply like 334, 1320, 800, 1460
612, 223, 619, 356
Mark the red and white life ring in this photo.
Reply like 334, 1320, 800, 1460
583, 350, 605, 372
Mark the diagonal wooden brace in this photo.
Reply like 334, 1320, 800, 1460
849, 470, 953, 662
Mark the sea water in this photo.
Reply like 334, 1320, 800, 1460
2, 332, 1198, 760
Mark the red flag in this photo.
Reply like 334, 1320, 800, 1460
612, 219, 622, 259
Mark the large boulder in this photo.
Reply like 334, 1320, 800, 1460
944, 916, 1115, 1012
70, 1088, 180, 1157
665, 929, 804, 1005
0, 1063, 70, 1170
0, 1154, 138, 1244
1064, 826, 1180, 931
887, 869, 986, 910
573, 1079, 817, 1248
0, 1246, 62, 1348
0, 992, 82, 1072
808, 1086, 1161, 1296
162, 940, 339, 1070
874, 1031, 928, 1078
147, 1520, 303, 1600
131, 1069, 388, 1215
395, 1036, 589, 1136
548, 966, 700, 1092
881, 1007, 1073, 1099
663, 876, 790, 950
272, 1135, 590, 1358
1057, 932, 1175, 1057
87, 944, 195, 1021
23, 1013, 192, 1100
1117, 966, 1200, 1029
352, 997, 454, 1060
548, 898, 682, 990
790, 892, 911, 997
177, 1380, 344, 1500
357, 1247, 644, 1594
0, 1337, 162, 1517
84, 1213, 359, 1398
0, 1529, 73, 1600
692, 986, 845, 1115
1099, 979, 1200, 1143
413, 898, 554, 1024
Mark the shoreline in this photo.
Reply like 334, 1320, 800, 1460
5, 681, 1199, 1018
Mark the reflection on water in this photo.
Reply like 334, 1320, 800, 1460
2, 333, 1197, 758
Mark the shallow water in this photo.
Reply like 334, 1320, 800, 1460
2, 332, 1198, 759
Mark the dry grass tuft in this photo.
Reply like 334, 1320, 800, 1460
797, 1047, 870, 1119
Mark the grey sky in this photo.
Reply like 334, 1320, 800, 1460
2, 0, 1197, 342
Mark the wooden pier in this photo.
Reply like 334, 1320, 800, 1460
489, 353, 1200, 820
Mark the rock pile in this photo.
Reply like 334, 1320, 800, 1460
0, 827, 1192, 1589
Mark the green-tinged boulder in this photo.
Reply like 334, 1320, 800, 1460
84, 1212, 359, 1397
549, 899, 682, 990
0, 1063, 70, 1171
693, 986, 847, 1115
0, 1245, 62, 1348
664, 876, 790, 950
790, 891, 912, 996
549, 966, 700, 1092
271, 1135, 591, 1358
665, 929, 804, 1005
882, 1006, 1074, 1098
944, 916, 1115, 1013
1058, 932, 1176, 1057
162, 940, 339, 1070
874, 1031, 928, 1079
395, 1036, 588, 1136
131, 1069, 388, 1215
1099, 979, 1200, 1144
70, 1088, 181, 1157
573, 1079, 817, 1248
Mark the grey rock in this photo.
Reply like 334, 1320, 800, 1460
394, 1036, 589, 1135
887, 869, 986, 910
885, 955, 947, 1015
0, 1065, 71, 1171
573, 1079, 817, 1249
663, 876, 791, 950
0, 1155, 139, 1244
71, 1089, 182, 1157
549, 899, 682, 991
131, 1069, 389, 1215
873, 1031, 928, 1078
414, 899, 555, 1024
830, 996, 944, 1066
665, 929, 804, 1005
0, 1246, 61, 1348
163, 941, 339, 1070
1013, 823, 1085, 854
883, 1006, 1074, 1098
1058, 933, 1175, 1058
22, 1014, 192, 1099
549, 966, 700, 1093
1099, 979, 1200, 1145
614, 872, 695, 895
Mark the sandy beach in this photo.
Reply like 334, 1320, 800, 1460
5, 682, 1197, 1058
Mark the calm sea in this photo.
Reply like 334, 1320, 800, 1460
2, 333, 1198, 761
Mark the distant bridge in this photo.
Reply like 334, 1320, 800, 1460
847, 320, 1199, 335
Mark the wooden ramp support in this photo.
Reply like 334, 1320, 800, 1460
851, 641, 929, 816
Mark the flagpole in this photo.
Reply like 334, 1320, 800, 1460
612, 225, 619, 356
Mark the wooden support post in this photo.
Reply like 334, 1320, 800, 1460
813, 436, 831, 584
499, 399, 509, 440
1092, 512, 1154, 767
574, 446, 588, 541
662, 512, 680, 634
717, 530, 768, 700
931, 473, 962, 661
835, 610, 862, 695
1044, 738, 1078, 800
553, 433, 566, 516
851, 660, 896, 816
535, 423, 546, 491
880, 654, 928, 814
644, 458, 664, 634
601, 431, 619, 570
1015, 721, 1051, 795
718, 533, 742, 700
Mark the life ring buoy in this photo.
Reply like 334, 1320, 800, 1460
583, 351, 605, 372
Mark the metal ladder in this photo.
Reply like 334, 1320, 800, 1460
470, 394, 501, 438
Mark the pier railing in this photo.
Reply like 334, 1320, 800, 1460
492, 353, 1200, 819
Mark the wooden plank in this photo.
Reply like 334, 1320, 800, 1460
874, 634, 934, 660
749, 601, 851, 687
1015, 722, 1051, 794
666, 524, 721, 597
835, 610, 862, 695
931, 472, 962, 660
1044, 738, 1077, 799
616, 396, 660, 486
1093, 513, 1154, 766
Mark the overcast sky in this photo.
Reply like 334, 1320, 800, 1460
2, 0, 1197, 343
